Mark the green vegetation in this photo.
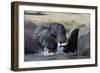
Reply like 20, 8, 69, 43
63, 21, 75, 30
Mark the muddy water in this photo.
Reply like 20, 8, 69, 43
24, 53, 89, 62
24, 47, 90, 61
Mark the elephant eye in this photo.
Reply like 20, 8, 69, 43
51, 33, 56, 38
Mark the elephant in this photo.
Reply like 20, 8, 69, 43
63, 24, 90, 57
24, 22, 67, 55
24, 21, 37, 54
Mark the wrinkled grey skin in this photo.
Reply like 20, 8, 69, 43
24, 21, 37, 54
32, 26, 57, 53
24, 22, 66, 54
77, 25, 90, 57
63, 24, 90, 57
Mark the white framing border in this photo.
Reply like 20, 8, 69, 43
18, 5, 96, 68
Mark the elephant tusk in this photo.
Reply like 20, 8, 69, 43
58, 42, 67, 47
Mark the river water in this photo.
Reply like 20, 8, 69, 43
24, 47, 89, 62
